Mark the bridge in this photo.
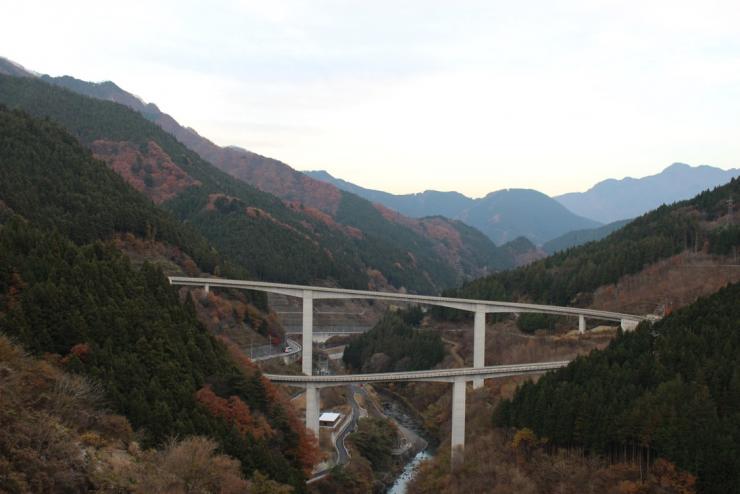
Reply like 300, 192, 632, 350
267, 361, 568, 463
169, 276, 645, 462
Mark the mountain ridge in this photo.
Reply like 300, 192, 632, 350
0, 68, 517, 292
555, 162, 740, 223
305, 170, 600, 245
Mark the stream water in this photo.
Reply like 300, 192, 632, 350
378, 393, 435, 493
388, 449, 432, 494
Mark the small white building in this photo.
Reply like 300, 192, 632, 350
319, 412, 341, 428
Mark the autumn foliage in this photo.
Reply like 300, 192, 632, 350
195, 385, 273, 440
219, 336, 321, 474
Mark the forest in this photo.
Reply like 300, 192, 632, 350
0, 108, 315, 490
343, 311, 444, 373
494, 282, 740, 493
438, 176, 739, 314
0, 73, 508, 293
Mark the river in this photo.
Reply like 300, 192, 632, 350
377, 390, 435, 493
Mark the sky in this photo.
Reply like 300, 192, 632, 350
3, 0, 740, 197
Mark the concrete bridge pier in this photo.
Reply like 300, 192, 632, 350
302, 290, 313, 375
450, 377, 467, 465
305, 384, 320, 438
473, 307, 486, 389
578, 314, 586, 334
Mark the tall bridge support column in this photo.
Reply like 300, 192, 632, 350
473, 307, 485, 389
578, 315, 586, 334
305, 384, 320, 438
450, 377, 466, 466
302, 290, 313, 375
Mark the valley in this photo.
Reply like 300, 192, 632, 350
0, 50, 739, 494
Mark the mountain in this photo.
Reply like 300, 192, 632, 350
461, 188, 601, 245
306, 170, 601, 245
542, 218, 632, 254
556, 163, 740, 223
438, 176, 739, 313
37, 72, 519, 280
0, 56, 35, 77
0, 106, 313, 489
306, 170, 474, 219
0, 69, 515, 292
495, 281, 740, 493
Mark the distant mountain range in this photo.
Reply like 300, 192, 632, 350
308, 161, 740, 246
306, 170, 601, 245
4, 55, 736, 257
555, 163, 740, 223
0, 56, 531, 292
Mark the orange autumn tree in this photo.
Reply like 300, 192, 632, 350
218, 335, 322, 473
195, 385, 273, 440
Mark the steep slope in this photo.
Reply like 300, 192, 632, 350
495, 282, 740, 493
307, 170, 600, 244
440, 177, 739, 311
0, 105, 238, 278
0, 70, 510, 291
543, 219, 632, 254
0, 107, 314, 489
556, 163, 740, 223
0, 74, 478, 292
32, 70, 514, 283
0, 56, 35, 77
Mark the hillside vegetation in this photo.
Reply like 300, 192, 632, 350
440, 177, 739, 311
0, 334, 297, 492
543, 219, 631, 254
0, 105, 229, 276
0, 108, 315, 490
0, 72, 513, 292
494, 282, 740, 493
343, 312, 444, 373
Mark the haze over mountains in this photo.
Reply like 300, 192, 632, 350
307, 170, 600, 245
308, 163, 739, 246
3, 54, 737, 258
555, 162, 740, 223
0, 57, 534, 293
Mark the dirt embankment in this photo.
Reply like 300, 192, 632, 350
590, 251, 740, 315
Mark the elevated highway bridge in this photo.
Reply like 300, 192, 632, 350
169, 276, 645, 462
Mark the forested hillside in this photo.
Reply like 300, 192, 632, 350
0, 71, 514, 292
542, 219, 631, 254
0, 333, 285, 492
0, 74, 371, 288
40, 73, 519, 275
494, 282, 740, 493
0, 108, 314, 490
441, 177, 739, 309
343, 311, 444, 373
0, 105, 231, 276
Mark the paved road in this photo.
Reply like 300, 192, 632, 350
266, 360, 570, 385
170, 276, 646, 323
335, 384, 361, 465
284, 325, 372, 334
250, 338, 301, 362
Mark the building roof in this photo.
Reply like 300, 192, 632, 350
319, 412, 340, 422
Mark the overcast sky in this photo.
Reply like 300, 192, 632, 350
3, 0, 740, 197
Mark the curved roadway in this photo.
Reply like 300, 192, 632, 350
265, 360, 570, 385
169, 276, 645, 323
